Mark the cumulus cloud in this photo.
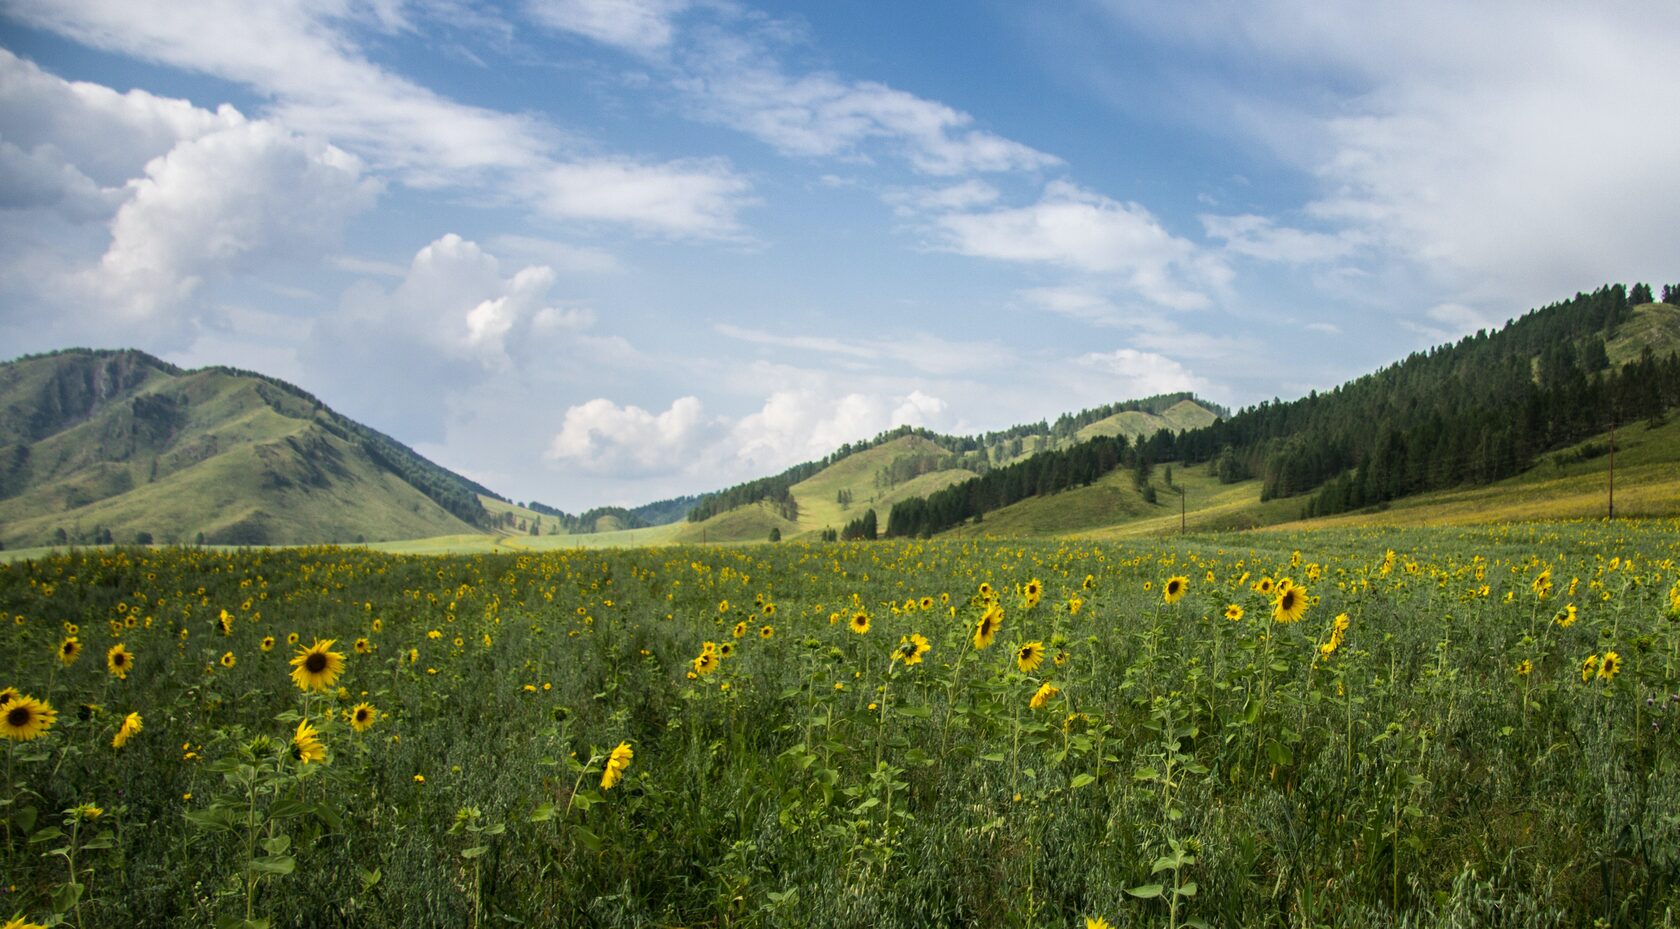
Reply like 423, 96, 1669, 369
88, 120, 378, 322
936, 181, 1225, 309
526, 0, 690, 54
1074, 348, 1210, 397
547, 396, 708, 476
530, 157, 750, 238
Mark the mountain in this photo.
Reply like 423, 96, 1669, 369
887, 285, 1680, 539
0, 349, 502, 549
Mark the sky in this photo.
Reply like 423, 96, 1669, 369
2, 1, 1677, 512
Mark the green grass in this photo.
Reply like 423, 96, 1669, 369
1608, 301, 1680, 366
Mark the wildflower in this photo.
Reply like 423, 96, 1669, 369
218, 609, 234, 635
893, 633, 931, 666
1515, 659, 1532, 677
349, 702, 378, 733
1272, 583, 1309, 623
219, 651, 236, 668
1086, 918, 1115, 929
292, 719, 326, 765
1022, 579, 1043, 609
759, 625, 774, 639
1082, 574, 1096, 591
354, 637, 372, 654
718, 642, 735, 658
1164, 575, 1189, 604
106, 643, 133, 679
693, 651, 719, 676
1068, 596, 1084, 616
1581, 654, 1600, 683
260, 636, 275, 652
1, 694, 57, 741
289, 639, 346, 692
973, 604, 1003, 649
919, 596, 934, 610
733, 621, 748, 639
1030, 682, 1060, 710
1598, 651, 1621, 681
601, 741, 633, 790
58, 637, 82, 666
413, 774, 425, 784
1554, 604, 1578, 628
1224, 604, 1244, 621
112, 712, 142, 749
848, 611, 871, 635
1017, 641, 1046, 673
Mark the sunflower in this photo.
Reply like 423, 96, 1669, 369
692, 651, 719, 676
1086, 917, 1114, 929
1030, 681, 1060, 710
353, 637, 372, 654
58, 637, 82, 666
289, 639, 346, 692
348, 702, 378, 733
292, 718, 326, 764
1580, 653, 1600, 683
601, 741, 633, 790
218, 609, 234, 635
978, 582, 995, 599
216, 651, 235, 669
1068, 596, 1084, 616
106, 643, 133, 680
3, 915, 48, 929
733, 621, 749, 639
1253, 576, 1275, 595
1532, 569, 1553, 600
260, 636, 276, 652
919, 596, 935, 610
973, 604, 1003, 650
1053, 650, 1069, 667
1022, 579, 1043, 609
1082, 574, 1096, 591
112, 711, 142, 749
286, 632, 299, 645
718, 642, 735, 658
1554, 604, 1578, 628
1515, 659, 1533, 677
849, 611, 871, 635
893, 633, 931, 666
1164, 575, 1189, 604
762, 602, 776, 616
759, 625, 774, 639
1016, 641, 1046, 673
1, 694, 57, 741
718, 600, 730, 613
1224, 604, 1244, 621
1272, 584, 1309, 623
1598, 650, 1622, 681
701, 640, 717, 654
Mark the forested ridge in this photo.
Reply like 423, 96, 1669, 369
886, 283, 1680, 536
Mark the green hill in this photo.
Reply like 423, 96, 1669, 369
0, 349, 499, 548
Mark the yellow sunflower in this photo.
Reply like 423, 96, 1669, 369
260, 636, 276, 652
893, 633, 931, 666
1224, 604, 1244, 621
289, 639, 346, 692
58, 637, 82, 666
1598, 650, 1621, 681
348, 702, 378, 733
1, 693, 57, 741
973, 604, 1003, 649
1086, 917, 1114, 929
1272, 584, 1309, 623
759, 625, 774, 639
292, 718, 326, 764
106, 643, 133, 680
353, 637, 372, 654
1030, 681, 1060, 710
1163, 575, 1189, 604
601, 741, 633, 790
692, 651, 719, 676
1022, 579, 1043, 609
112, 711, 142, 749
1016, 641, 1046, 673
848, 611, 871, 635
1580, 653, 1600, 683
219, 651, 236, 668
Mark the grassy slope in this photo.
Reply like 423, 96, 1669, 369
1607, 301, 1680, 365
0, 358, 477, 547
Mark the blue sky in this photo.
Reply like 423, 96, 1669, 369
2, 0, 1677, 511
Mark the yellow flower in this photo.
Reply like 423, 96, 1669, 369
733, 621, 748, 639
106, 643, 133, 679
1016, 641, 1046, 673
219, 651, 236, 668
1163, 575, 1189, 604
58, 636, 82, 666
260, 636, 275, 652
112, 711, 143, 749
1086, 918, 1114, 929
289, 639, 346, 692
848, 611, 871, 635
1022, 578, 1043, 608
1067, 596, 1084, 616
1515, 659, 1532, 677
1272, 584, 1309, 623
1580, 653, 1600, 683
292, 718, 326, 765
1030, 681, 1060, 710
894, 632, 931, 666
1554, 604, 1577, 628
1223, 604, 1244, 621
349, 702, 378, 733
1598, 650, 1621, 681
759, 625, 774, 639
1, 693, 57, 741
692, 651, 719, 676
973, 604, 1003, 650
601, 741, 633, 790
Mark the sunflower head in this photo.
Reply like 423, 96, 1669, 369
601, 741, 633, 790
1030, 681, 1060, 710
1272, 584, 1309, 623
733, 621, 748, 638
2, 694, 58, 741
289, 639, 346, 693
848, 611, 871, 635
219, 651, 236, 668
348, 702, 378, 733
107, 643, 133, 679
292, 718, 326, 764
58, 637, 82, 666
973, 605, 1003, 650
1016, 641, 1045, 673
759, 625, 774, 639
1164, 576, 1189, 604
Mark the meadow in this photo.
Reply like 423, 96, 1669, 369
3, 522, 1680, 928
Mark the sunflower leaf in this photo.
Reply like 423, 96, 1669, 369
460, 845, 489, 859
1070, 773, 1096, 789
529, 802, 556, 823
1126, 883, 1164, 898
248, 855, 295, 875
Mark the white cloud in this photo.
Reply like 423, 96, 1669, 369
339, 233, 594, 369
530, 158, 751, 238
1075, 348, 1211, 397
89, 119, 378, 323
713, 323, 1009, 377
526, 0, 689, 54
884, 179, 1000, 216
678, 33, 1060, 176
547, 396, 708, 476
1088, 0, 1680, 311
936, 180, 1224, 309
488, 234, 623, 274
1200, 213, 1356, 265
9, 3, 755, 237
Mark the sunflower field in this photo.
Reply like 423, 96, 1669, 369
4, 521, 1680, 928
